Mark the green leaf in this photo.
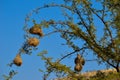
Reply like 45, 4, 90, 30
37, 50, 48, 56
38, 69, 44, 72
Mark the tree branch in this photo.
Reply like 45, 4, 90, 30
58, 47, 87, 62
90, 8, 113, 41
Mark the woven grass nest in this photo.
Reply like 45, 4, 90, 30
13, 54, 22, 66
28, 37, 39, 47
74, 54, 85, 65
74, 64, 82, 72
29, 25, 43, 37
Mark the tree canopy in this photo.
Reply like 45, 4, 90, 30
5, 0, 120, 80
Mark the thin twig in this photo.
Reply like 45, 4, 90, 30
90, 8, 113, 41
58, 47, 87, 62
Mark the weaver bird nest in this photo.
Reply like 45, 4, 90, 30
13, 54, 22, 66
29, 25, 43, 37
74, 64, 82, 72
28, 37, 39, 47
74, 54, 85, 72
74, 54, 85, 65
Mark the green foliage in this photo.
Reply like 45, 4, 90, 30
5, 0, 120, 80
37, 51, 72, 78
3, 70, 18, 80
23, 0, 120, 78
92, 71, 106, 80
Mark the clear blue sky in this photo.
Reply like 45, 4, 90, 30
0, 0, 107, 80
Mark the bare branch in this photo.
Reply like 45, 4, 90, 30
90, 8, 113, 41
58, 47, 87, 62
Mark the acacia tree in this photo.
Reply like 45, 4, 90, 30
26, 0, 119, 72
4, 0, 120, 80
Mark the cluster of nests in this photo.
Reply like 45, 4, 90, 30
28, 24, 43, 47
74, 54, 85, 72
13, 24, 43, 66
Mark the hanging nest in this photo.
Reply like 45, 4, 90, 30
29, 24, 43, 37
13, 54, 22, 66
28, 37, 39, 47
74, 54, 81, 64
74, 64, 82, 72
74, 54, 85, 65
81, 57, 85, 65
